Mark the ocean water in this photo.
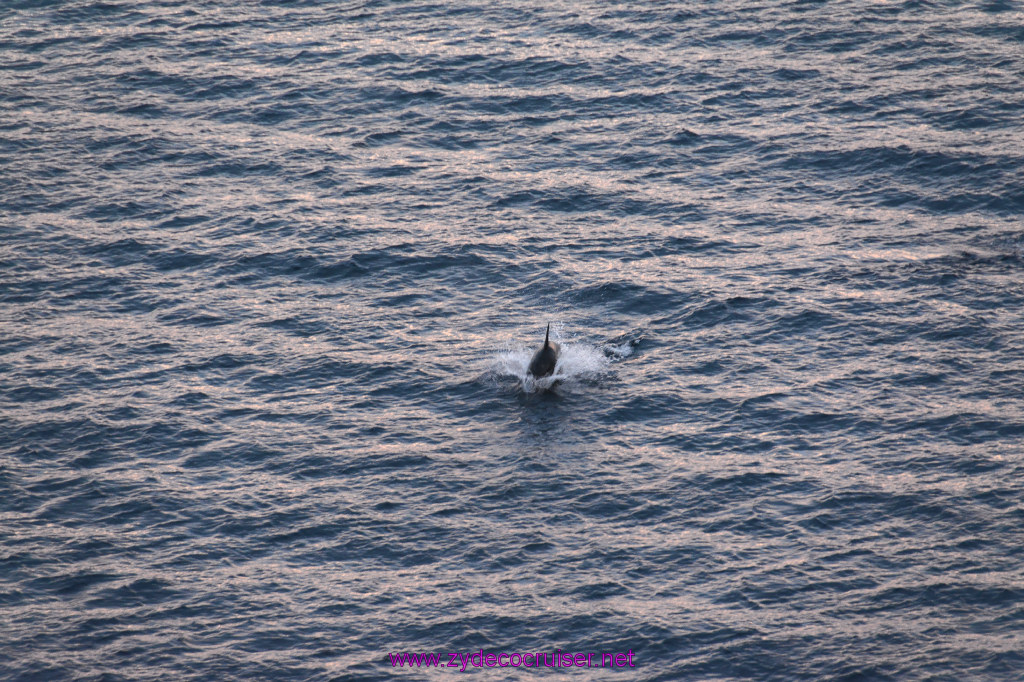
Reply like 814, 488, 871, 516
2, 0, 1024, 679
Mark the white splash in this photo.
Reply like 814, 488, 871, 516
492, 341, 612, 393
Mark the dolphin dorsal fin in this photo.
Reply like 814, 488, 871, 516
544, 323, 550, 348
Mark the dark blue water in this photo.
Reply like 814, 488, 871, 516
3, 1, 1024, 679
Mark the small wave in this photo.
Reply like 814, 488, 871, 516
602, 341, 636, 359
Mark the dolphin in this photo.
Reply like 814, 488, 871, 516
527, 323, 560, 378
